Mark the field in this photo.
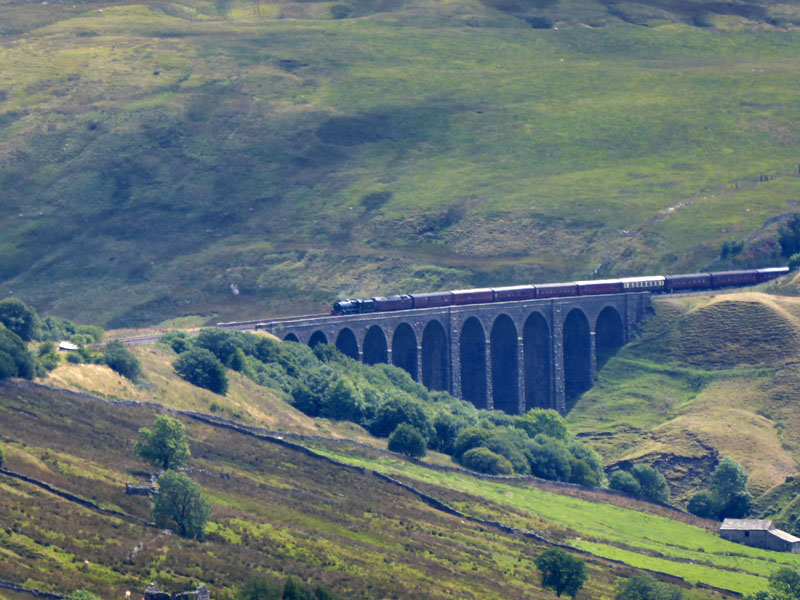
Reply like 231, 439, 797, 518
1, 0, 800, 325
1, 379, 792, 599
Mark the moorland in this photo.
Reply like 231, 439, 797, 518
2, 0, 800, 325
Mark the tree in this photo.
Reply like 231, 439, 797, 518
461, 447, 513, 475
0, 324, 36, 380
711, 457, 752, 518
151, 470, 211, 539
769, 567, 800, 599
528, 435, 572, 482
452, 427, 494, 460
160, 330, 192, 354
744, 593, 784, 600
515, 409, 569, 441
369, 392, 431, 440
135, 415, 191, 471
282, 577, 314, 600
0, 298, 40, 341
240, 575, 282, 600
0, 445, 5, 469
103, 339, 142, 381
313, 587, 341, 600
687, 490, 718, 519
631, 464, 670, 503
388, 423, 427, 458
320, 377, 364, 422
616, 573, 682, 600
430, 411, 468, 455
609, 471, 641, 497
174, 347, 228, 394
195, 327, 240, 366
38, 341, 60, 371
535, 548, 587, 598
722, 491, 753, 519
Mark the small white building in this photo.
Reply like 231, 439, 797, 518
58, 341, 79, 352
720, 519, 800, 553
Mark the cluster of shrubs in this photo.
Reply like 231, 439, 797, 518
162, 328, 606, 486
0, 297, 141, 382
608, 464, 671, 504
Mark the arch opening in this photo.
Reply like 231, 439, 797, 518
460, 317, 488, 410
363, 325, 388, 366
308, 330, 328, 348
523, 312, 551, 411
335, 328, 359, 361
595, 306, 624, 370
563, 309, 591, 404
392, 323, 418, 381
422, 320, 449, 392
283, 333, 300, 343
491, 314, 519, 415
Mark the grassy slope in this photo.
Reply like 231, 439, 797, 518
568, 278, 800, 503
2, 0, 800, 326
0, 378, 791, 599
312, 442, 800, 595
3, 336, 797, 597
0, 385, 571, 599
45, 342, 383, 442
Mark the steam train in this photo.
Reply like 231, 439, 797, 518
331, 267, 790, 315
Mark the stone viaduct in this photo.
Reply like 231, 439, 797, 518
256, 292, 651, 415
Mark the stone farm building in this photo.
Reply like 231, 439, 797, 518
719, 519, 800, 553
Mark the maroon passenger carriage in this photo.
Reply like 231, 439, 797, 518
330, 266, 789, 315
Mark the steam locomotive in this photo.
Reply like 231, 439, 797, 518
331, 267, 789, 315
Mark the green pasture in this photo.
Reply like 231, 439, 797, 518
312, 446, 799, 595
1, 0, 800, 324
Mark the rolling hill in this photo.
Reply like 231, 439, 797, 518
568, 275, 800, 508
1, 355, 797, 599
1, 0, 800, 326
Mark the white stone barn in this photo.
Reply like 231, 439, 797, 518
719, 519, 800, 553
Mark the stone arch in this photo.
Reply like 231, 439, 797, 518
460, 317, 488, 409
422, 319, 449, 391
491, 314, 519, 415
392, 323, 418, 381
523, 312, 551, 411
363, 325, 388, 365
283, 333, 299, 343
595, 306, 625, 370
563, 308, 592, 404
335, 328, 359, 361
308, 330, 328, 348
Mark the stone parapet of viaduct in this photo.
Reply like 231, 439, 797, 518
256, 292, 650, 416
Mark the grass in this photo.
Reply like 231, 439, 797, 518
0, 383, 680, 600
307, 442, 800, 595
568, 286, 800, 503
1, 0, 800, 325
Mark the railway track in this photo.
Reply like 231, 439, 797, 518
116, 314, 331, 345
116, 280, 780, 346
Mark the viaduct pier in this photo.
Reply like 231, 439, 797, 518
255, 292, 650, 415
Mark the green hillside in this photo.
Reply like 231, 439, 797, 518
0, 372, 794, 599
2, 0, 800, 326
568, 280, 800, 505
